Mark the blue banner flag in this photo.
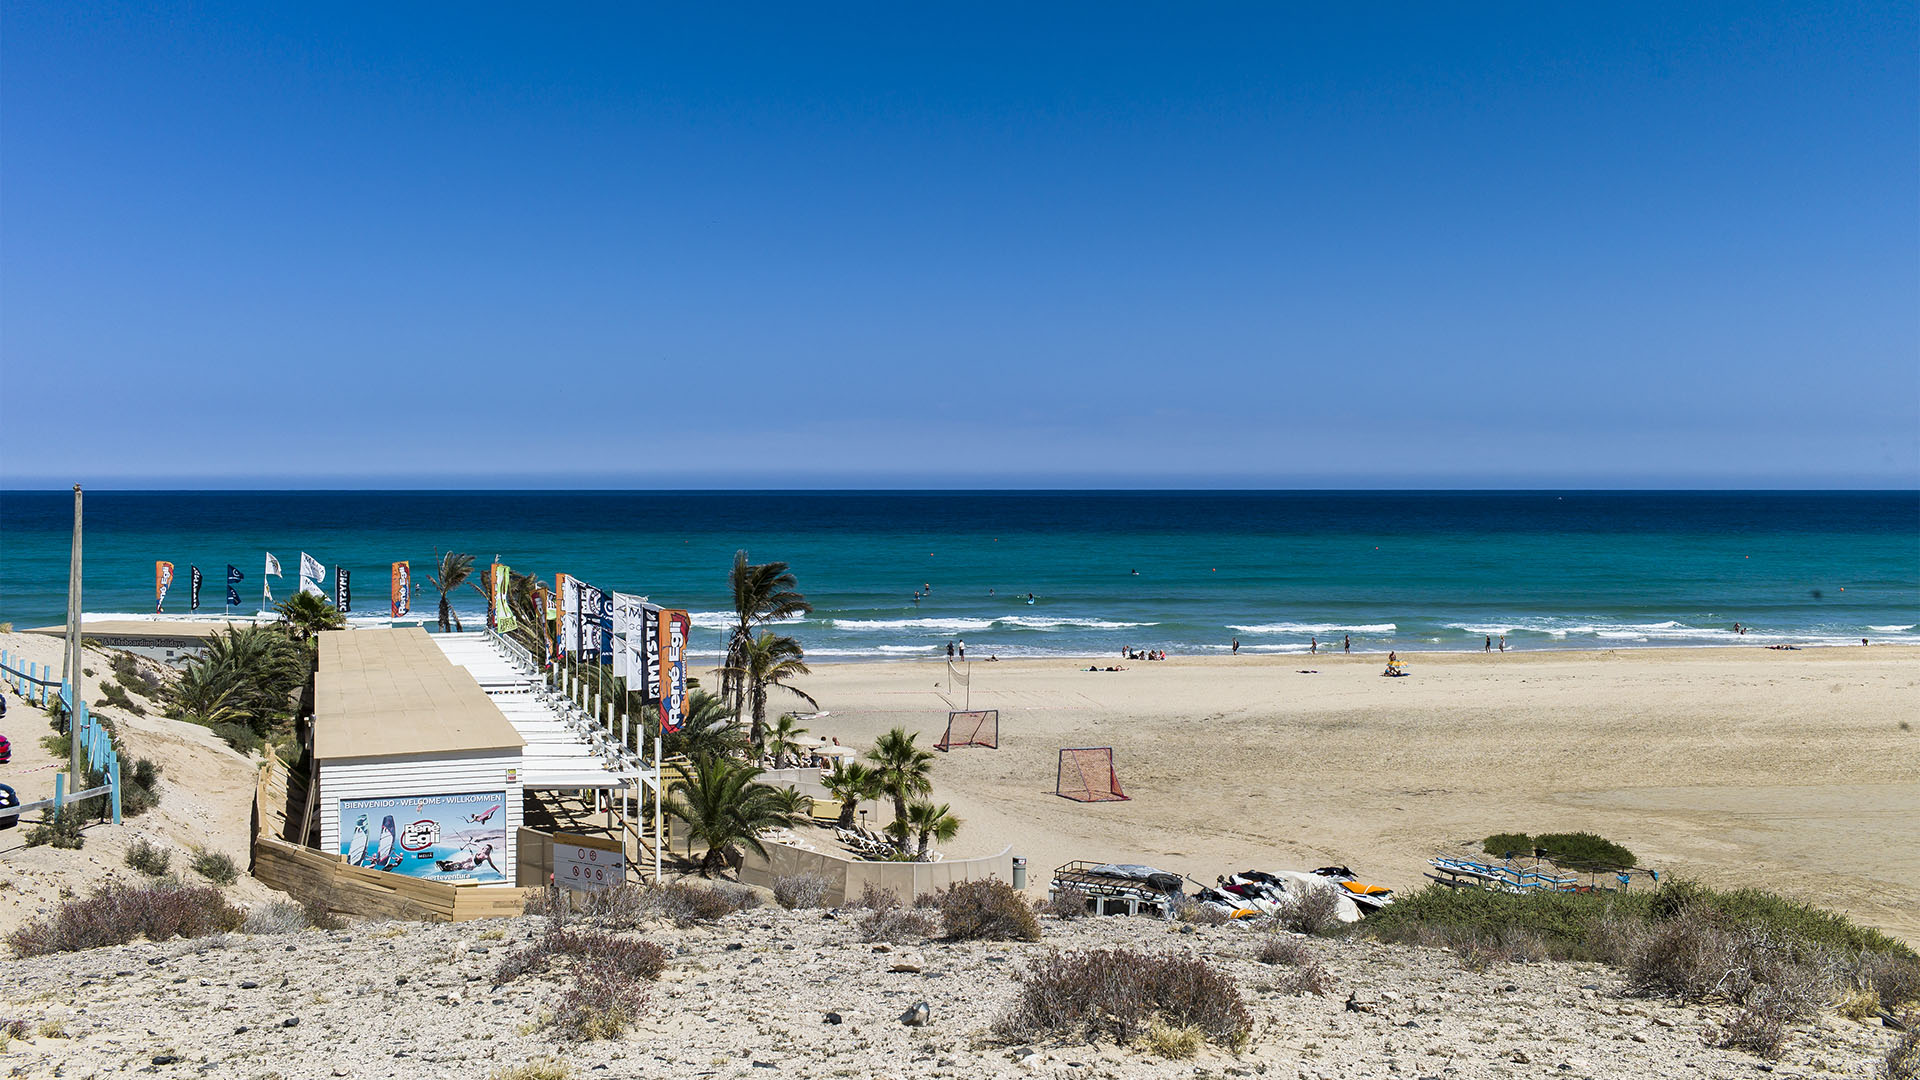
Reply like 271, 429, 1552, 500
228, 585, 242, 608
227, 565, 244, 584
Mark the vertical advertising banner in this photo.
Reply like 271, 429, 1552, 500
641, 607, 661, 703
558, 575, 578, 658
189, 566, 203, 612
155, 561, 175, 612
335, 566, 351, 613
491, 563, 517, 634
596, 589, 614, 667
390, 562, 410, 618
659, 609, 689, 732
338, 791, 508, 884
611, 593, 652, 682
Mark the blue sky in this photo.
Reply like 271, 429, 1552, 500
2, 4, 1914, 488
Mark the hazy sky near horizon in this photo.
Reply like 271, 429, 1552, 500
2, 4, 1915, 489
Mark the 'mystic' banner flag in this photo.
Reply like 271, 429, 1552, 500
189, 566, 203, 612
659, 609, 689, 732
641, 606, 661, 703
335, 566, 351, 613
155, 561, 175, 612
391, 562, 410, 618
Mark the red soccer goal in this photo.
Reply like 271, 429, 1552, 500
936, 710, 998, 751
1056, 747, 1128, 802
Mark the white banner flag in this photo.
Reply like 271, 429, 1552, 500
299, 552, 323, 581
265, 553, 283, 577
612, 592, 652, 681
560, 576, 581, 656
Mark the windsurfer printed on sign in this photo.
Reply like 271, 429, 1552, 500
338, 791, 507, 883
391, 561, 410, 618
659, 609, 689, 732
155, 561, 175, 612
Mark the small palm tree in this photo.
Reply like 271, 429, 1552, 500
767, 786, 814, 819
661, 689, 749, 761
664, 754, 798, 876
764, 713, 810, 768
426, 551, 481, 632
275, 591, 345, 640
717, 632, 818, 753
867, 727, 934, 828
824, 761, 881, 828
903, 801, 961, 860
722, 551, 812, 710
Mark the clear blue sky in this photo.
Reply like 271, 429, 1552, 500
2, 3, 1914, 488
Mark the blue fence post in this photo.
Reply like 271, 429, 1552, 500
53, 772, 64, 821
111, 754, 122, 825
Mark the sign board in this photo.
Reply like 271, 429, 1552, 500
339, 791, 508, 883
552, 832, 625, 892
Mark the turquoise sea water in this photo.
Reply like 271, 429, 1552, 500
1, 491, 1915, 657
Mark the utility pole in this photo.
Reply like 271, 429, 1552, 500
63, 484, 84, 784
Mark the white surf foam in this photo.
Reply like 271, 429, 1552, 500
829, 617, 997, 633
1228, 622, 1396, 635
996, 616, 1157, 631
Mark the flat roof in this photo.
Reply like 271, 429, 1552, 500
26, 619, 252, 642
314, 627, 526, 761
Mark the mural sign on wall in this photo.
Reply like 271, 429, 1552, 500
338, 790, 508, 884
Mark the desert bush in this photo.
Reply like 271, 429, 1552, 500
1535, 832, 1637, 871
95, 680, 147, 717
1143, 1018, 1203, 1059
1710, 1001, 1788, 1059
1861, 951, 1920, 1009
494, 925, 667, 988
772, 872, 832, 910
124, 839, 171, 876
7, 883, 243, 956
648, 880, 758, 925
860, 906, 937, 943
207, 722, 264, 755
1253, 933, 1334, 994
1175, 899, 1231, 926
241, 901, 310, 935
192, 850, 239, 886
552, 958, 649, 1039
995, 947, 1252, 1050
1482, 832, 1534, 858
1451, 926, 1551, 970
939, 879, 1041, 942
852, 881, 900, 912
1254, 932, 1311, 967
24, 812, 85, 850
1885, 1020, 1920, 1080
1041, 887, 1090, 919
1276, 887, 1346, 936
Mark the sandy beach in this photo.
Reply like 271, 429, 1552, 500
796, 646, 1920, 944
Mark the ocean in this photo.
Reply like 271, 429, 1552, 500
1, 491, 1915, 658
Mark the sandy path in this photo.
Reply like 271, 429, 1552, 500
792, 646, 1920, 943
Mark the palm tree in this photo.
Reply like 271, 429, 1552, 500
767, 785, 814, 819
275, 591, 345, 640
722, 551, 812, 710
660, 689, 750, 762
717, 632, 818, 753
903, 801, 961, 860
426, 551, 481, 632
764, 713, 810, 768
176, 624, 308, 735
664, 754, 797, 876
823, 760, 881, 829
867, 727, 934, 827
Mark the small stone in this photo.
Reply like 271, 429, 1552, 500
725, 943, 744, 952
282, 1017, 301, 1028
823, 1012, 843, 1025
239, 980, 258, 989
900, 1001, 931, 1027
1010, 1047, 1037, 1061
1509, 1050, 1530, 1064
396, 975, 409, 985
889, 961, 923, 973
152, 1054, 181, 1065
468, 945, 490, 954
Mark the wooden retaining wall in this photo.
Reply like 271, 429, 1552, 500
251, 763, 529, 923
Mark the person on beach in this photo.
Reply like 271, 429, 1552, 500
1485, 635, 1491, 652
1499, 636, 1506, 652
1311, 636, 1318, 654
1344, 635, 1351, 653
946, 642, 955, 659
1232, 638, 1240, 654
958, 640, 966, 660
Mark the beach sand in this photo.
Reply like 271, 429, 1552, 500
797, 646, 1920, 943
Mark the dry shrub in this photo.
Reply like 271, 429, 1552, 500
553, 958, 649, 1039
241, 901, 310, 935
495, 927, 666, 987
1143, 1019, 1203, 1059
1624, 907, 1838, 1016
1041, 887, 1090, 920
124, 839, 171, 876
1453, 927, 1551, 971
1253, 933, 1333, 994
1709, 1001, 1788, 1060
860, 906, 937, 943
1175, 899, 1231, 927
940, 879, 1041, 942
490, 1060, 573, 1080
852, 881, 901, 912
995, 947, 1252, 1050
523, 881, 754, 929
191, 850, 239, 886
1276, 887, 1345, 936
1861, 952, 1920, 1010
1885, 1020, 1920, 1080
1254, 933, 1312, 967
8, 883, 243, 956
772, 872, 832, 910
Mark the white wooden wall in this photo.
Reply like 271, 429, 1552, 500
318, 749, 524, 884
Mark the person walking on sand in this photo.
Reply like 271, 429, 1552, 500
958, 640, 966, 660
1232, 638, 1240, 655
946, 641, 955, 659
1344, 635, 1350, 653
1311, 636, 1318, 654
1485, 635, 1491, 652
1499, 636, 1506, 652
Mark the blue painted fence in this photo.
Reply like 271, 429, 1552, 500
1, 648, 122, 824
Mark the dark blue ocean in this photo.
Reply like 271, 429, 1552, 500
2, 491, 1915, 656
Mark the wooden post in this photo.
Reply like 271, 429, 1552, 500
63, 485, 83, 786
